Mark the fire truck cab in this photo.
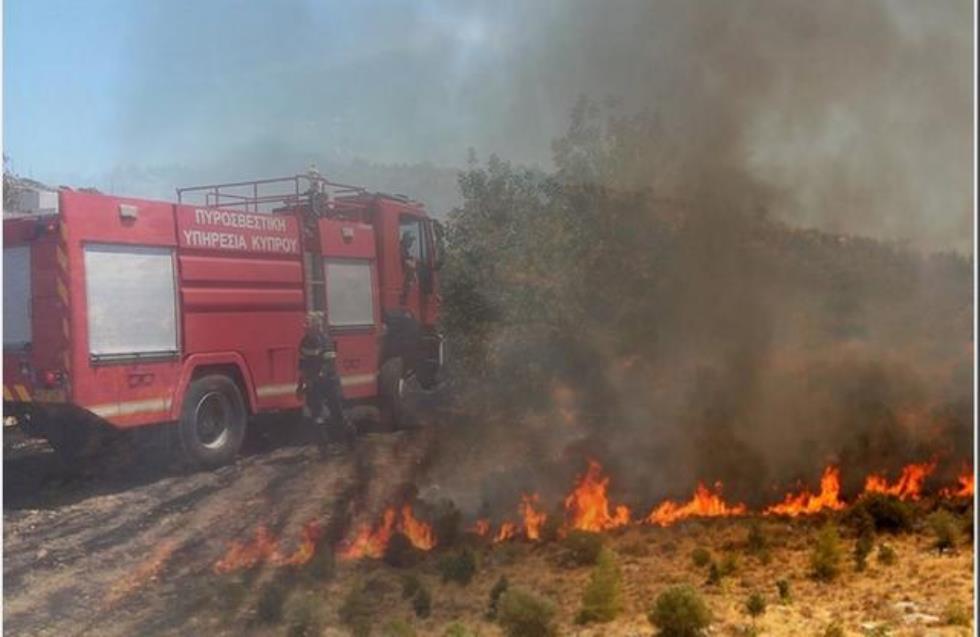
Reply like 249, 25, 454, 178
3, 172, 444, 467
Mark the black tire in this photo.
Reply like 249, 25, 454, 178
379, 357, 407, 431
178, 374, 247, 468
46, 417, 101, 465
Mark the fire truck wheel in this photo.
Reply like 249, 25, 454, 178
178, 374, 247, 468
379, 357, 407, 431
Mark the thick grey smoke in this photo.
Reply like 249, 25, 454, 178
91, 0, 973, 251
416, 1, 973, 518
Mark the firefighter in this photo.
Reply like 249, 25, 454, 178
399, 232, 418, 306
296, 311, 354, 456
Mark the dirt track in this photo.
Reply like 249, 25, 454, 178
3, 417, 434, 636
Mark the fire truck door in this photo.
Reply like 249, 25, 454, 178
323, 258, 380, 398
397, 215, 426, 319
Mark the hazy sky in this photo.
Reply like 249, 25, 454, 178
3, 0, 974, 252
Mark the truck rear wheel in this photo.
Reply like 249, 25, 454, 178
178, 374, 246, 468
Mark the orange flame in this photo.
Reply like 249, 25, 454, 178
400, 504, 436, 550
338, 505, 436, 560
275, 520, 324, 567
863, 461, 937, 500
520, 494, 548, 540
213, 526, 283, 574
563, 460, 631, 532
471, 518, 491, 537
645, 482, 747, 527
494, 521, 518, 543
764, 466, 845, 517
940, 467, 975, 498
213, 520, 324, 573
105, 541, 177, 606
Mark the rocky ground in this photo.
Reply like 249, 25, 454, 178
3, 419, 975, 637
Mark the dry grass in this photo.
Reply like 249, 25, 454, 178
255, 517, 975, 636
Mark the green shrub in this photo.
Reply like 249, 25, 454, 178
381, 619, 417, 637
539, 514, 563, 543
746, 521, 767, 554
560, 530, 605, 567
433, 500, 463, 548
384, 532, 422, 568
284, 590, 327, 637
401, 573, 422, 600
927, 510, 960, 553
854, 532, 873, 572
256, 582, 288, 623
302, 543, 335, 581
943, 600, 970, 627
851, 494, 913, 533
809, 524, 842, 582
412, 585, 432, 619
339, 581, 376, 637
486, 575, 509, 619
438, 547, 478, 586
691, 547, 711, 568
823, 623, 845, 637
705, 561, 721, 586
575, 548, 623, 624
718, 553, 739, 577
648, 585, 712, 637
745, 593, 766, 620
497, 589, 558, 637
876, 543, 896, 566
776, 579, 791, 602
443, 623, 476, 637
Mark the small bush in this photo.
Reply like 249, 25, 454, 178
284, 590, 327, 637
876, 543, 896, 566
432, 500, 463, 548
705, 561, 721, 586
339, 581, 376, 637
775, 579, 790, 602
927, 510, 960, 553
443, 623, 476, 637
746, 521, 767, 554
854, 532, 873, 572
538, 514, 563, 543
381, 619, 417, 637
943, 600, 970, 627
823, 623, 845, 637
745, 593, 766, 620
256, 582, 288, 624
302, 544, 335, 581
560, 530, 605, 567
691, 547, 711, 568
718, 553, 739, 577
401, 573, 422, 600
851, 494, 913, 533
486, 575, 509, 619
497, 589, 558, 637
385, 532, 422, 568
648, 585, 711, 636
575, 548, 623, 624
412, 585, 432, 619
438, 547, 478, 586
810, 524, 842, 582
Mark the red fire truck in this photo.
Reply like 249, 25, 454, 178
3, 172, 444, 466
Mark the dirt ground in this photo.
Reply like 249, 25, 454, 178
2, 420, 975, 637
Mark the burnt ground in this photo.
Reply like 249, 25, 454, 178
3, 404, 975, 637
2, 411, 438, 637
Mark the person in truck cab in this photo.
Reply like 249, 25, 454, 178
399, 232, 418, 305
296, 312, 354, 456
